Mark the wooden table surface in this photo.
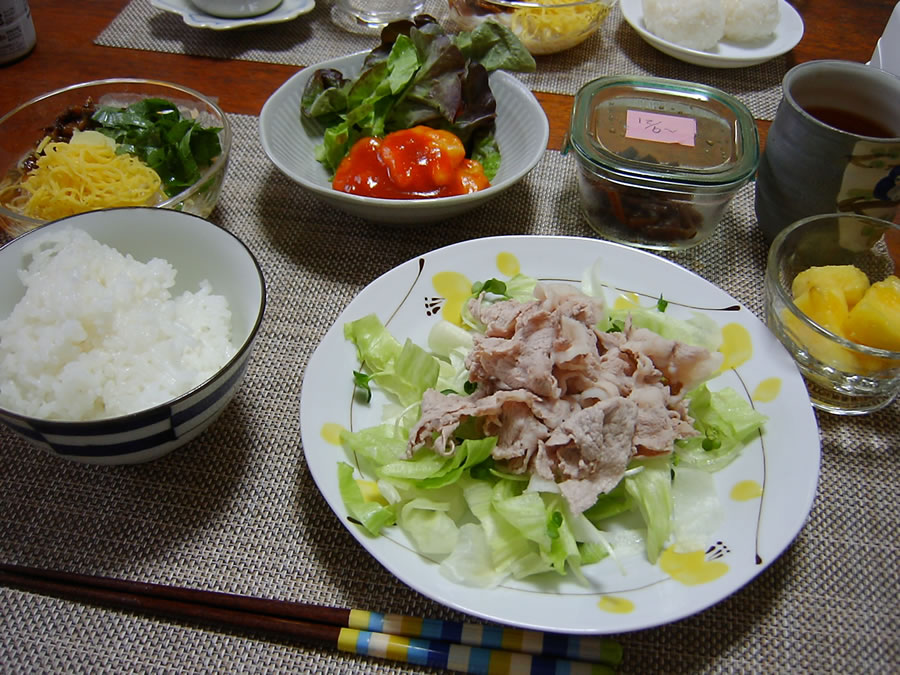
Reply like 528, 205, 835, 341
2, 0, 897, 151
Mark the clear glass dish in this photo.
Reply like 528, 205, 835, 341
765, 212, 900, 415
566, 75, 759, 250
0, 78, 231, 238
447, 0, 616, 55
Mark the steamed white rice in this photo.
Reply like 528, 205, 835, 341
643, 0, 725, 51
0, 227, 236, 421
643, 0, 780, 50
723, 0, 780, 42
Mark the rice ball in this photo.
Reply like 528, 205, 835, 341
723, 0, 780, 42
642, 0, 725, 51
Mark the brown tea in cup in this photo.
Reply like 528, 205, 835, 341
803, 106, 897, 139
755, 60, 900, 241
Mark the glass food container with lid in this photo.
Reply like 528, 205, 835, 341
566, 75, 759, 250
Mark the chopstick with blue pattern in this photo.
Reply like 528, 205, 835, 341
0, 563, 622, 673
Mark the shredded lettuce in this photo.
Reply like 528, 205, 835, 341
339, 423, 406, 465
344, 314, 440, 409
671, 466, 723, 551
676, 384, 768, 472
344, 314, 402, 372
608, 305, 723, 352
399, 497, 459, 555
440, 523, 508, 588
337, 462, 396, 536
337, 269, 767, 587
624, 456, 673, 564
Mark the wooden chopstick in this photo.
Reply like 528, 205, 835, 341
0, 563, 621, 674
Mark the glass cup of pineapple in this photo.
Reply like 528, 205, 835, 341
765, 212, 900, 415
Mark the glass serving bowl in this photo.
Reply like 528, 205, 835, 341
0, 78, 232, 239
765, 212, 900, 415
447, 0, 616, 55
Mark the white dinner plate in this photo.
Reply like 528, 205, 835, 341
150, 0, 314, 30
619, 0, 804, 68
299, 235, 821, 634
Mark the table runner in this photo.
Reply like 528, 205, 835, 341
1, 112, 897, 673
94, 0, 787, 121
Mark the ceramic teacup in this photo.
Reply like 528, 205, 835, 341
755, 60, 900, 242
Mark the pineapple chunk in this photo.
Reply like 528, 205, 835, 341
786, 285, 858, 371
845, 275, 900, 352
782, 307, 859, 371
793, 285, 850, 334
791, 265, 871, 308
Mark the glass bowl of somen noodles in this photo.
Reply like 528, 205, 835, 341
0, 78, 231, 238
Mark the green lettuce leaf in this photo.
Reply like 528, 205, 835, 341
624, 457, 674, 564
300, 16, 534, 175
676, 384, 768, 471
337, 462, 397, 536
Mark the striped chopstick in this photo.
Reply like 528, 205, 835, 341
345, 608, 621, 665
0, 563, 621, 674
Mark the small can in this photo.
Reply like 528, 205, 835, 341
0, 0, 36, 65
566, 76, 759, 251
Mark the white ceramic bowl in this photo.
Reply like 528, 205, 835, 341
259, 52, 549, 224
0, 207, 266, 464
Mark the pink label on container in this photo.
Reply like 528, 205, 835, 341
625, 110, 697, 146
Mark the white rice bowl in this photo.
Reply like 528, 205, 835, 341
723, 0, 780, 42
0, 227, 236, 421
642, 0, 725, 51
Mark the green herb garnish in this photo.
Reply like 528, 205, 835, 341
352, 370, 374, 403
701, 429, 722, 452
471, 278, 508, 297
547, 510, 564, 540
92, 98, 222, 198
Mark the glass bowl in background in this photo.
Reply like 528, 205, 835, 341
765, 212, 900, 415
447, 0, 616, 55
0, 78, 232, 238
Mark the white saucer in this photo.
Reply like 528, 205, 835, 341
620, 0, 804, 68
150, 0, 315, 30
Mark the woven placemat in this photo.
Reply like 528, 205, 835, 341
1, 113, 897, 674
93, 0, 786, 120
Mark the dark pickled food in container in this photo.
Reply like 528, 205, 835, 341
567, 75, 759, 250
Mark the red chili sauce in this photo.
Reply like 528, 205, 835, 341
332, 125, 491, 199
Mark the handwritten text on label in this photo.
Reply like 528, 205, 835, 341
625, 110, 697, 147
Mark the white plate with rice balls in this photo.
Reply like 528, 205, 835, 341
620, 0, 804, 68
